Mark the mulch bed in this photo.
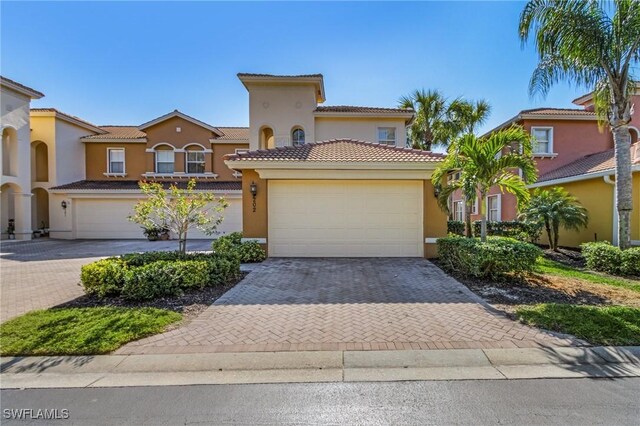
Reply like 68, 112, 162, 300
55, 272, 247, 323
542, 247, 585, 268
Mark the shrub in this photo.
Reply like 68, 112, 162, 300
582, 242, 640, 277
437, 236, 541, 279
447, 220, 465, 236
621, 247, 640, 276
122, 260, 209, 300
212, 232, 266, 263
80, 258, 127, 297
581, 242, 622, 275
472, 220, 542, 243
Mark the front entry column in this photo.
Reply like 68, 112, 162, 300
12, 192, 33, 240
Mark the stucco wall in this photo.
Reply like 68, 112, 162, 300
423, 180, 448, 258
212, 143, 248, 180
85, 143, 147, 180
241, 169, 268, 252
314, 117, 408, 147
54, 120, 87, 185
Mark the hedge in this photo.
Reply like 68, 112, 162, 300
80, 251, 241, 301
212, 232, 266, 263
582, 242, 640, 277
437, 236, 541, 279
447, 221, 465, 236
471, 220, 542, 242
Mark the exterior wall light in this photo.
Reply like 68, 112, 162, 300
61, 200, 68, 216
250, 182, 258, 212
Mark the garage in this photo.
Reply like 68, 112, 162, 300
268, 180, 423, 257
72, 197, 242, 239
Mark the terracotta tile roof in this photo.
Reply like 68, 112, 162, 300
1, 75, 44, 98
225, 139, 444, 163
237, 73, 323, 78
215, 127, 249, 141
537, 144, 639, 182
521, 107, 596, 116
51, 180, 242, 191
31, 108, 105, 133
82, 126, 147, 140
315, 105, 414, 114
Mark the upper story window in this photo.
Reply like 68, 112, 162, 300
107, 148, 125, 174
292, 128, 305, 146
155, 147, 175, 173
186, 149, 205, 174
487, 194, 501, 222
377, 127, 396, 145
531, 127, 553, 154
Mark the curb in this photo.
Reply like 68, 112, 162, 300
2, 346, 639, 388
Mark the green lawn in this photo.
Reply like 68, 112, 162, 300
536, 257, 640, 293
0, 307, 181, 356
516, 303, 640, 346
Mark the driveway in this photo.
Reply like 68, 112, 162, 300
121, 258, 579, 354
0, 239, 213, 322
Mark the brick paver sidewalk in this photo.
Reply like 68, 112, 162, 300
120, 258, 580, 354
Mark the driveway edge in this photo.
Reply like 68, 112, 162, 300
2, 346, 639, 388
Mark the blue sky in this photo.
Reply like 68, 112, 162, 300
2, 1, 585, 134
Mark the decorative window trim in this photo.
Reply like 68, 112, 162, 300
377, 127, 396, 145
106, 147, 125, 175
531, 126, 555, 155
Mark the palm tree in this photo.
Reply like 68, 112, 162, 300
432, 126, 537, 242
399, 89, 452, 151
447, 99, 492, 235
519, 187, 589, 251
519, 0, 640, 249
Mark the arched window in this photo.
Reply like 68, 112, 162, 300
185, 145, 205, 174
155, 145, 175, 173
292, 128, 305, 146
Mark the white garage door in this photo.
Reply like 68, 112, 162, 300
268, 180, 423, 257
74, 197, 242, 239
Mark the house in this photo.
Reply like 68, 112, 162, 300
46, 110, 248, 239
449, 89, 640, 247
225, 73, 447, 258
1, 76, 45, 240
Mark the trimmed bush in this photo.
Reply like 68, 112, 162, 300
80, 251, 241, 301
437, 236, 541, 279
80, 258, 127, 297
582, 242, 640, 277
447, 220, 465, 236
472, 220, 542, 243
212, 232, 266, 263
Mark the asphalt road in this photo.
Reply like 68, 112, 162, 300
2, 378, 639, 425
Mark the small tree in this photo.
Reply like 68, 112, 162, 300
519, 187, 589, 251
129, 179, 228, 253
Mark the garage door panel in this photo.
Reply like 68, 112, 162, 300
268, 180, 423, 257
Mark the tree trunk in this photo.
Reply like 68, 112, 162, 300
544, 219, 553, 250
611, 125, 633, 250
552, 220, 560, 252
480, 190, 488, 242
465, 198, 473, 238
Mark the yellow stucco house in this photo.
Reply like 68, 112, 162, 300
529, 143, 640, 247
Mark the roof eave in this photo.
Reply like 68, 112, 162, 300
529, 164, 640, 188
224, 159, 443, 171
238, 74, 326, 103
31, 110, 106, 134
1, 78, 44, 99
80, 137, 148, 143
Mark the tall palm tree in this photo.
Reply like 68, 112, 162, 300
520, 187, 589, 251
519, 0, 640, 249
399, 89, 452, 151
447, 99, 492, 235
432, 126, 537, 241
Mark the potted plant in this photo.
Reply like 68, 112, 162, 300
7, 219, 15, 240
142, 225, 161, 241
159, 226, 170, 240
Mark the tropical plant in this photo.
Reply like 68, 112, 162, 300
519, 187, 589, 251
399, 89, 453, 151
519, 0, 640, 249
432, 126, 537, 242
129, 179, 228, 253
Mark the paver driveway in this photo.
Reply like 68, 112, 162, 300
0, 239, 213, 322
120, 258, 579, 354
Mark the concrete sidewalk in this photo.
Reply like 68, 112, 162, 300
2, 346, 639, 388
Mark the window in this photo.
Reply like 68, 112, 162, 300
108, 148, 125, 174
156, 149, 174, 173
487, 195, 501, 222
531, 127, 553, 154
472, 197, 479, 215
185, 150, 205, 174
292, 128, 305, 146
453, 200, 464, 222
377, 127, 396, 145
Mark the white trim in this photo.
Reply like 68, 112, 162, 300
106, 147, 125, 175
480, 113, 597, 138
142, 172, 218, 179
48, 189, 242, 197
631, 240, 640, 246
424, 238, 438, 244
103, 173, 127, 177
226, 159, 442, 171
314, 111, 413, 119
241, 237, 266, 244
183, 143, 211, 151
255, 169, 433, 180
235, 148, 249, 155
148, 142, 177, 151
1, 78, 43, 99
232, 171, 243, 178
531, 126, 554, 155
